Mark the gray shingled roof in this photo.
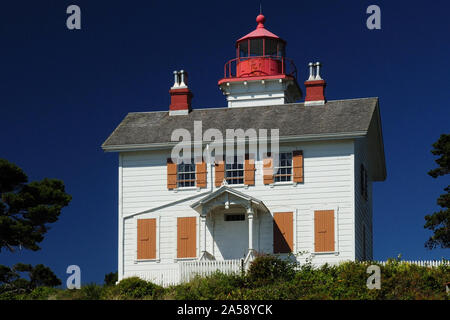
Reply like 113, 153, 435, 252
102, 98, 378, 148
101, 97, 386, 181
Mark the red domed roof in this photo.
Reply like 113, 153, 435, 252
237, 14, 283, 42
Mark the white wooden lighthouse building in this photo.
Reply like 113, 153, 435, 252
102, 14, 386, 285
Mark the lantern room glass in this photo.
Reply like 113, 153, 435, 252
249, 39, 263, 56
265, 39, 278, 56
239, 41, 248, 58
238, 38, 285, 59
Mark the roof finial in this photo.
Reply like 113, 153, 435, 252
256, 10, 265, 28
260, 1, 262, 14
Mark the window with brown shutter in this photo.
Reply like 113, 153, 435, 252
225, 155, 244, 185
215, 157, 225, 187
274, 152, 293, 182
196, 160, 207, 188
273, 212, 294, 253
263, 152, 274, 184
137, 219, 156, 260
177, 217, 196, 258
244, 154, 255, 186
314, 210, 335, 252
177, 159, 196, 188
293, 150, 304, 183
167, 158, 177, 190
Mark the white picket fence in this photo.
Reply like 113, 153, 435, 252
179, 259, 243, 283
375, 260, 448, 268
129, 268, 181, 287
127, 259, 448, 287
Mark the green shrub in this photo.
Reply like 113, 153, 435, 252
117, 277, 161, 299
80, 283, 104, 300
170, 272, 245, 300
0, 289, 17, 300
246, 255, 296, 287
28, 286, 59, 300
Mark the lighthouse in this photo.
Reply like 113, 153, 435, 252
103, 12, 387, 284
218, 14, 303, 108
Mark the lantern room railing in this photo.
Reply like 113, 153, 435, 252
223, 56, 298, 80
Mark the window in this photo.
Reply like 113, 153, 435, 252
225, 214, 245, 222
250, 39, 263, 56
360, 164, 368, 200
273, 212, 294, 253
177, 160, 196, 188
239, 40, 248, 58
274, 152, 293, 182
225, 155, 244, 185
277, 42, 285, 57
314, 210, 335, 253
137, 219, 156, 260
265, 39, 278, 56
177, 217, 196, 258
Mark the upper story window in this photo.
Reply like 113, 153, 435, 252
274, 152, 293, 182
360, 164, 368, 200
177, 160, 196, 188
225, 155, 244, 185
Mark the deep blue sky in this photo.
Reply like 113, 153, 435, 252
0, 0, 449, 285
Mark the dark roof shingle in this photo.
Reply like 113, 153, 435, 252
102, 98, 378, 148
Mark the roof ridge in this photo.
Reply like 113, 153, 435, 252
126, 97, 379, 115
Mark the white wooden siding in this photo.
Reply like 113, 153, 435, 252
118, 140, 358, 280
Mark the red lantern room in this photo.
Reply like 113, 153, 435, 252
218, 14, 302, 108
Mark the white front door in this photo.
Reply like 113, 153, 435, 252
214, 212, 248, 260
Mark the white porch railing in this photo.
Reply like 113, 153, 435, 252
179, 259, 243, 283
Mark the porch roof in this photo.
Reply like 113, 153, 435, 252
190, 186, 269, 213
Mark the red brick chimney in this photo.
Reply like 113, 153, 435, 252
304, 62, 326, 106
169, 70, 193, 115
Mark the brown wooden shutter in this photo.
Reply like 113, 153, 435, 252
177, 217, 196, 258
167, 158, 177, 190
293, 150, 304, 183
244, 154, 255, 186
273, 212, 294, 253
137, 219, 156, 260
314, 210, 335, 252
196, 160, 207, 188
215, 157, 225, 187
263, 152, 274, 184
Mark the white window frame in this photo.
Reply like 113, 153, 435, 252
177, 160, 196, 188
225, 155, 245, 185
273, 152, 293, 183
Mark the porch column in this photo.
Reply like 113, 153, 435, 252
200, 213, 207, 254
247, 207, 254, 251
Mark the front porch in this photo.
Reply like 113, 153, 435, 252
191, 186, 271, 267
